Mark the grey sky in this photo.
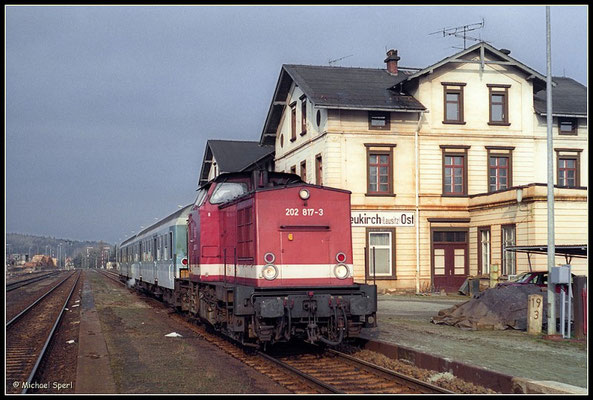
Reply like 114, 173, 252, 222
5, 5, 587, 244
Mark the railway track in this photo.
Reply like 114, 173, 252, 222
5, 270, 82, 394
97, 270, 453, 394
6, 271, 62, 292
260, 347, 453, 394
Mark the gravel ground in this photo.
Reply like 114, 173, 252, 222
87, 271, 290, 394
361, 294, 588, 389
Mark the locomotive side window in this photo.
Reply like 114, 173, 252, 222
209, 182, 249, 204
194, 188, 208, 207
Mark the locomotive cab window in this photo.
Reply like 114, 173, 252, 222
210, 182, 249, 204
194, 188, 208, 207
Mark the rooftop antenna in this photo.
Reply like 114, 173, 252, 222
328, 54, 353, 66
429, 18, 487, 50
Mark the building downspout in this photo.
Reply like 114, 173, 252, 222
415, 110, 426, 294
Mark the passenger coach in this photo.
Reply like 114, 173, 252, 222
118, 204, 191, 304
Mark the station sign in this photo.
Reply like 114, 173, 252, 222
351, 211, 415, 227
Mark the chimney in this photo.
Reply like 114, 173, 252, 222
384, 49, 401, 75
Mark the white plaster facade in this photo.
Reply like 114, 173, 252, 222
267, 43, 587, 292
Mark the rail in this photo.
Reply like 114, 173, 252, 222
258, 346, 454, 394
7, 272, 76, 327
6, 271, 62, 292
6, 270, 81, 394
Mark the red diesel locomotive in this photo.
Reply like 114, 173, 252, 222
175, 170, 377, 347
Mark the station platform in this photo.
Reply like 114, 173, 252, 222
360, 294, 587, 393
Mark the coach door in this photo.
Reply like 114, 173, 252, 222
432, 230, 468, 292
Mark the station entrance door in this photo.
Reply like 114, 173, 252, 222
432, 230, 468, 292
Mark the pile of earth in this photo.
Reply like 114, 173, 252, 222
431, 285, 551, 331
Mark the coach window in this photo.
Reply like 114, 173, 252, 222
366, 228, 396, 279
169, 232, 173, 260
210, 182, 249, 204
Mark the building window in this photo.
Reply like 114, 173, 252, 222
558, 157, 578, 187
488, 84, 510, 125
366, 228, 396, 279
300, 160, 307, 182
501, 224, 516, 276
368, 111, 390, 130
442, 83, 465, 124
558, 118, 577, 135
300, 97, 307, 135
290, 165, 296, 174
315, 154, 323, 186
478, 227, 491, 275
368, 152, 391, 194
290, 102, 297, 141
489, 155, 510, 192
443, 153, 466, 195
486, 146, 514, 193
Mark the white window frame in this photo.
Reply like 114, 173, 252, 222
368, 231, 393, 277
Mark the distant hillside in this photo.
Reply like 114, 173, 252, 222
6, 233, 112, 259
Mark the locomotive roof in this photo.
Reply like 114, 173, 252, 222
199, 170, 302, 189
120, 204, 192, 246
208, 171, 351, 209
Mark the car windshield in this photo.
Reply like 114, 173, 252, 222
209, 182, 249, 204
512, 272, 532, 283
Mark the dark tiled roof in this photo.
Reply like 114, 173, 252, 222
283, 64, 426, 111
533, 77, 587, 116
208, 140, 274, 173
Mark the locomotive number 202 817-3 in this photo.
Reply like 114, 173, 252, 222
285, 208, 324, 216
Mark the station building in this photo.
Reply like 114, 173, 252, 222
259, 42, 587, 292
199, 139, 274, 185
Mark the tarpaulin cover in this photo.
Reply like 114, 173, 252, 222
431, 285, 550, 331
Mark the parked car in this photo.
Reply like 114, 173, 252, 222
497, 271, 573, 293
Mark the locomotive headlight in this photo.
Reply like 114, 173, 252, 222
334, 263, 349, 280
299, 188, 310, 200
262, 264, 279, 280
264, 252, 275, 264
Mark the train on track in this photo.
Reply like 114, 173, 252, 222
118, 170, 377, 347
